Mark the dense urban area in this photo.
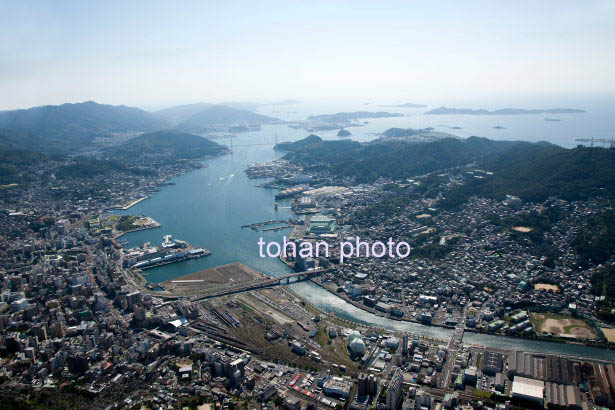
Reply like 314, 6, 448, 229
1, 100, 614, 410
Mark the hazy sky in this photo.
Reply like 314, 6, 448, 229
1, 1, 614, 110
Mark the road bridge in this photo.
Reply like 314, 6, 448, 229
189, 268, 330, 301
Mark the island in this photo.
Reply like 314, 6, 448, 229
378, 102, 427, 108
337, 128, 351, 137
307, 111, 404, 123
425, 106, 585, 115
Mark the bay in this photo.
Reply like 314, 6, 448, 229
115, 120, 614, 362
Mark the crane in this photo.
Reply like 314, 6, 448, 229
574, 137, 614, 148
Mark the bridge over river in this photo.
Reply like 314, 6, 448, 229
188, 268, 329, 301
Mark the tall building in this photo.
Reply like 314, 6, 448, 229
67, 354, 89, 375
126, 291, 142, 312
358, 373, 378, 398
402, 334, 409, 358
50, 321, 66, 338
386, 368, 403, 410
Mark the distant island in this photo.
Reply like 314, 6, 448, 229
494, 125, 506, 129
425, 106, 585, 115
337, 128, 351, 137
378, 102, 427, 108
267, 99, 300, 105
544, 118, 562, 122
307, 111, 403, 123
228, 125, 253, 132
174, 105, 279, 133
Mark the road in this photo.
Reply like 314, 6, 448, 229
441, 306, 467, 389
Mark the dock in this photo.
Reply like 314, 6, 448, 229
241, 219, 291, 231
113, 196, 148, 210
263, 225, 292, 232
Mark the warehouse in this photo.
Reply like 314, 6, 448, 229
512, 376, 544, 405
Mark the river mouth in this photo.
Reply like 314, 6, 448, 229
116, 125, 614, 362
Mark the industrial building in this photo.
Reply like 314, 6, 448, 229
545, 382, 582, 410
511, 376, 544, 405
481, 351, 504, 376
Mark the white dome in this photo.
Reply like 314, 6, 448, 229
349, 338, 366, 357
347, 330, 362, 346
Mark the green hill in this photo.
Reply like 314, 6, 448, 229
54, 157, 148, 179
0, 101, 167, 151
105, 130, 228, 160
441, 145, 615, 207
274, 134, 328, 151
280, 135, 538, 183
0, 147, 47, 185
281, 134, 615, 205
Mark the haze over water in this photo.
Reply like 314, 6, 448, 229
254, 95, 615, 148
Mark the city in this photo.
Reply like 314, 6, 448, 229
1, 2, 615, 410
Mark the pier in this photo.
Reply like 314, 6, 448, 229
240, 219, 291, 231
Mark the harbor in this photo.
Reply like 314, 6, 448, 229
112, 129, 615, 362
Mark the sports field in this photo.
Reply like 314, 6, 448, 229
530, 312, 597, 340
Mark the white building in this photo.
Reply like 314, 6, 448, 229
512, 376, 544, 405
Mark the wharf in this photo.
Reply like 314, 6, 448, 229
263, 225, 292, 232
241, 219, 291, 231
113, 196, 148, 210
138, 247, 211, 272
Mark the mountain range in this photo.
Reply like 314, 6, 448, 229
277, 134, 615, 204
0, 101, 165, 151
0, 101, 279, 154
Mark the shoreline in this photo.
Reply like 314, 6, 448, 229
114, 221, 162, 239
113, 196, 149, 210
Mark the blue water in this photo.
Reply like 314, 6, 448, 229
113, 105, 615, 361
255, 96, 615, 148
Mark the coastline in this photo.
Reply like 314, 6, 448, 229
113, 196, 149, 210
114, 220, 162, 239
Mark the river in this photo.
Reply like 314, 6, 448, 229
114, 123, 614, 362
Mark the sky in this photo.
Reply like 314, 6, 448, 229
1, 0, 614, 110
